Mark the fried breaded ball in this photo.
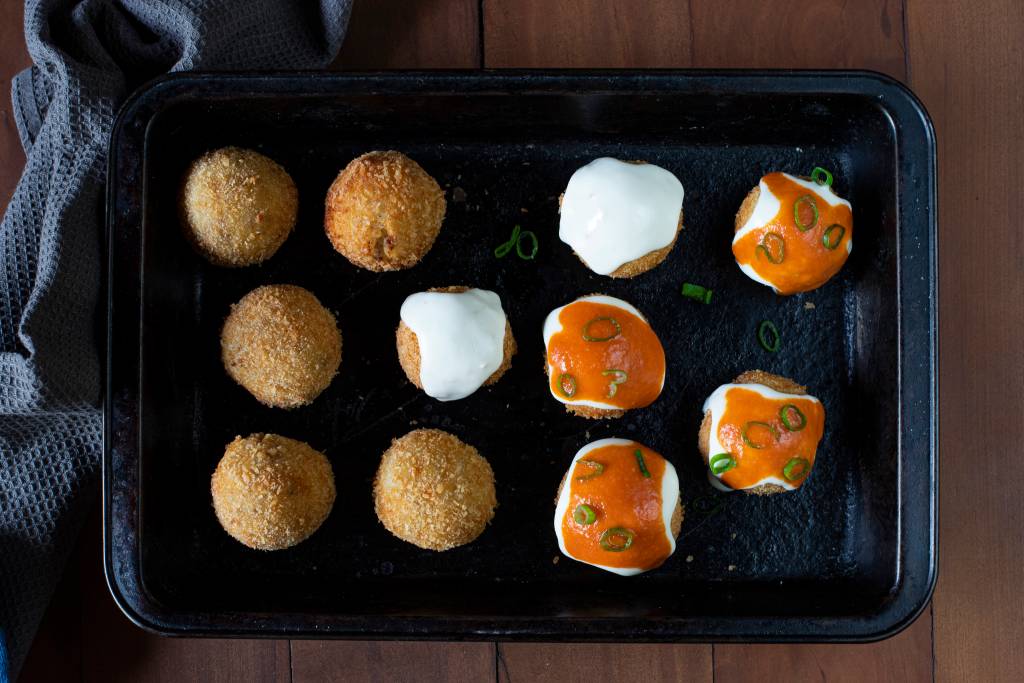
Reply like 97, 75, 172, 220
211, 433, 335, 550
180, 146, 298, 267
325, 151, 446, 271
558, 160, 685, 279
396, 286, 516, 392
373, 429, 497, 551
698, 370, 807, 496
221, 284, 341, 409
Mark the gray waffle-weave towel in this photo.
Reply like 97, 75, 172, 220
0, 1, 352, 677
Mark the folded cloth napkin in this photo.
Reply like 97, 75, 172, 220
0, 1, 351, 678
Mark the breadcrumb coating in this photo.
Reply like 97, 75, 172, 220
698, 370, 808, 496
395, 286, 516, 392
180, 146, 298, 267
221, 284, 342, 409
211, 433, 335, 551
325, 151, 446, 271
373, 429, 497, 551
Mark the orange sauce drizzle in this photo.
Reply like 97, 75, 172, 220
561, 443, 672, 570
547, 301, 665, 409
716, 387, 825, 490
732, 173, 853, 295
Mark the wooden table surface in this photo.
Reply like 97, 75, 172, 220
3, 1, 1021, 681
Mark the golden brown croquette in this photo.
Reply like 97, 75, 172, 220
325, 151, 446, 271
373, 429, 497, 551
395, 286, 516, 391
697, 370, 808, 496
180, 146, 298, 267
211, 433, 335, 550
221, 284, 341, 409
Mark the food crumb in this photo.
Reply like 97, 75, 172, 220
520, 207, 529, 213
552, 556, 560, 565
686, 555, 694, 563
804, 301, 815, 310
728, 565, 737, 571
452, 187, 467, 202
730, 532, 737, 540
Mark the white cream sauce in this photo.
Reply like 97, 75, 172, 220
559, 158, 684, 275
400, 288, 506, 401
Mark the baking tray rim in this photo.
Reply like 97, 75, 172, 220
103, 69, 937, 642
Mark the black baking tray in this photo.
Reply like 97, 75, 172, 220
104, 71, 937, 641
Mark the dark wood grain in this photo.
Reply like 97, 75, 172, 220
291, 641, 495, 682
10, 0, 1024, 680
0, 0, 29, 210
715, 613, 934, 683
498, 643, 712, 682
16, 531, 83, 683
906, 1, 1024, 681
18, 508, 292, 683
333, 0, 480, 69
688, 0, 906, 78
484, 0, 692, 67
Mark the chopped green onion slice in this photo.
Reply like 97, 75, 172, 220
494, 225, 521, 258
783, 457, 811, 481
573, 504, 597, 525
709, 453, 737, 475
742, 421, 779, 449
557, 373, 577, 398
779, 404, 807, 431
823, 223, 846, 250
756, 232, 785, 263
681, 282, 713, 304
599, 527, 635, 552
811, 167, 834, 187
634, 449, 651, 478
793, 195, 819, 232
601, 369, 628, 397
516, 230, 539, 260
575, 459, 604, 482
582, 316, 621, 342
758, 319, 780, 353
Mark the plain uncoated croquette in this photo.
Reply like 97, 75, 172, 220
180, 146, 298, 267
211, 433, 336, 551
373, 429, 497, 551
221, 284, 342, 409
